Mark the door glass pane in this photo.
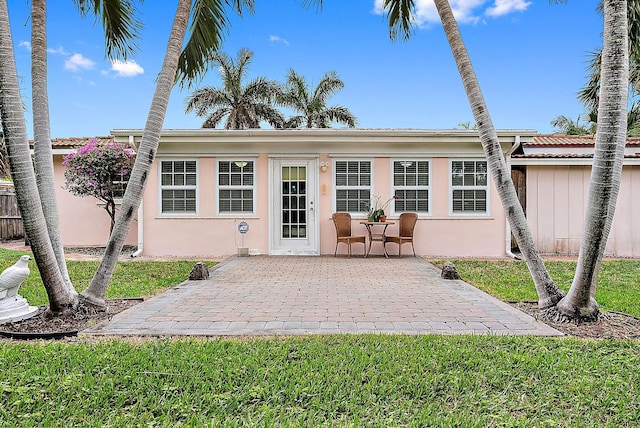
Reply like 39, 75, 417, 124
281, 166, 307, 240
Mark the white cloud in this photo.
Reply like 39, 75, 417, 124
47, 46, 69, 55
64, 53, 95, 72
19, 41, 31, 51
110, 60, 144, 77
269, 35, 290, 45
372, 0, 530, 26
486, 0, 531, 17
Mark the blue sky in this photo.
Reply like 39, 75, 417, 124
7, 0, 603, 139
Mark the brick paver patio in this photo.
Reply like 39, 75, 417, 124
84, 256, 562, 337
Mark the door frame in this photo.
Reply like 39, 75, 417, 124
268, 156, 320, 255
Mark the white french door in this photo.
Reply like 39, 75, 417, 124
270, 158, 318, 255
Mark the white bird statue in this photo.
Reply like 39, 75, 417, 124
0, 255, 31, 300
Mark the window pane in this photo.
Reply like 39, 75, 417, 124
451, 161, 487, 213
161, 189, 196, 213
335, 161, 371, 213
218, 161, 254, 213
392, 160, 429, 213
160, 161, 198, 213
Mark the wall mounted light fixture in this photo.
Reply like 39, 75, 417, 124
320, 161, 329, 172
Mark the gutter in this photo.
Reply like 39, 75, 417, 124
505, 136, 522, 260
129, 135, 144, 258
127, 134, 139, 151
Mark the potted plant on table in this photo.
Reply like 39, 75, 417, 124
364, 194, 399, 222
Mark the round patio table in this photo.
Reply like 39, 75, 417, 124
360, 221, 395, 258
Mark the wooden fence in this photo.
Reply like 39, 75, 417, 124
0, 186, 24, 241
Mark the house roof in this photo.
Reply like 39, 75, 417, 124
29, 136, 114, 150
524, 134, 640, 147
31, 132, 640, 163
29, 136, 116, 155
511, 134, 640, 164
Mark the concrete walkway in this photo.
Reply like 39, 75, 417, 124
83, 256, 563, 337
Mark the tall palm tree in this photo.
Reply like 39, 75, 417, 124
1, 0, 141, 314
84, 1, 286, 303
0, 0, 74, 313
279, 69, 357, 128
384, 0, 630, 320
384, 0, 564, 308
184, 48, 284, 129
557, 0, 629, 320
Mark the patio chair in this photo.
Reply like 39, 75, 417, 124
332, 212, 366, 257
384, 212, 418, 257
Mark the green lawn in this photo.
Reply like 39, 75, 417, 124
436, 259, 640, 317
1, 248, 639, 426
0, 248, 202, 305
2, 336, 639, 426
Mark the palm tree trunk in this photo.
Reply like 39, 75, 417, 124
31, 0, 75, 295
433, 0, 564, 307
557, 0, 628, 319
0, 0, 76, 314
81, 0, 192, 305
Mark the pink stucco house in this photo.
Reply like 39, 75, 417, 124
47, 130, 640, 258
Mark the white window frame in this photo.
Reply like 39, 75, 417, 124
449, 159, 490, 216
333, 159, 373, 215
216, 158, 257, 216
158, 158, 199, 216
391, 159, 431, 215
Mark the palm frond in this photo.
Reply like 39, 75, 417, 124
578, 49, 602, 113
283, 116, 304, 129
279, 69, 310, 111
72, 0, 142, 60
185, 86, 231, 116
234, 48, 254, 86
383, 0, 415, 42
324, 106, 358, 128
176, 0, 254, 87
299, 0, 323, 12
203, 109, 230, 128
244, 77, 281, 102
253, 103, 285, 128
313, 71, 344, 104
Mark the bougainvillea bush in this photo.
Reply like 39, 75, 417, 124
63, 138, 136, 232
